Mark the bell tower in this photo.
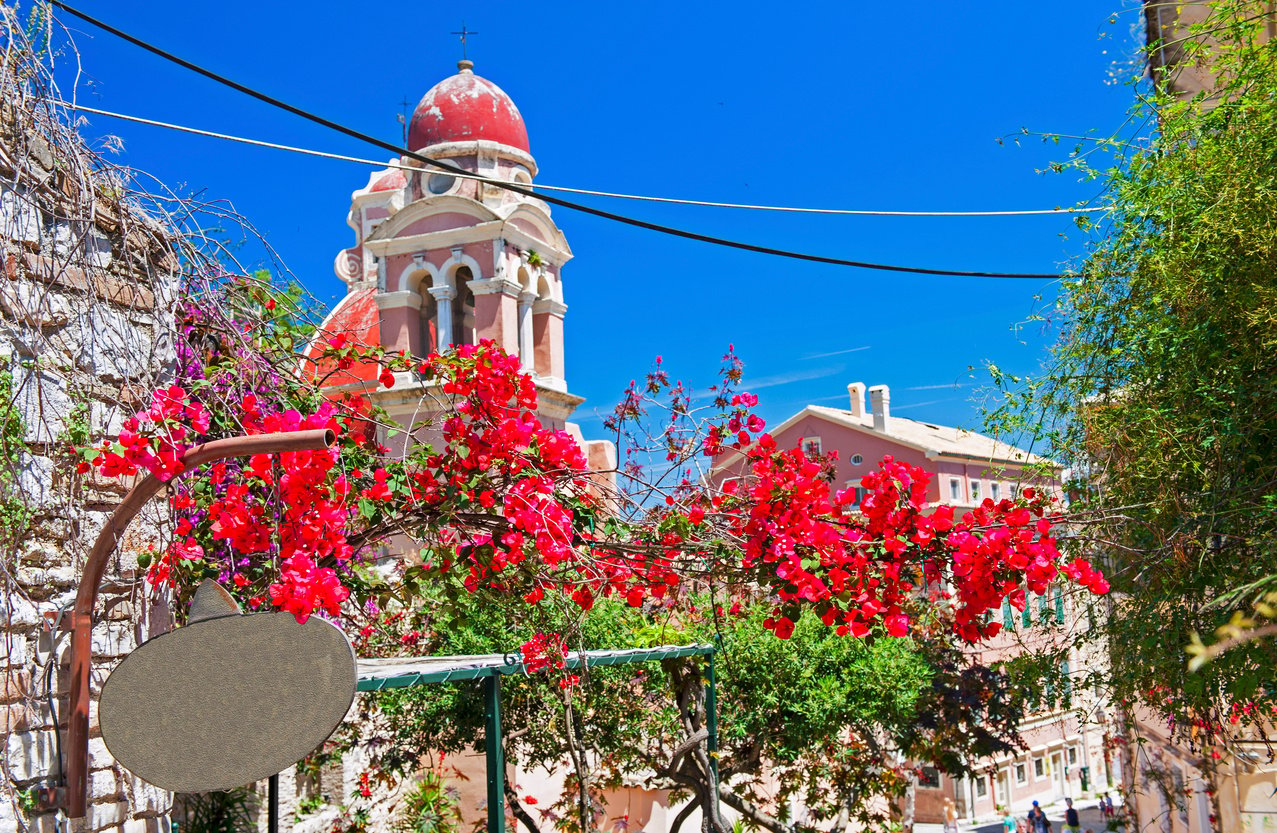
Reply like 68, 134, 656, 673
326, 60, 581, 428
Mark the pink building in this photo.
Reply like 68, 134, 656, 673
717, 382, 1118, 827
298, 56, 1118, 833
304, 59, 611, 463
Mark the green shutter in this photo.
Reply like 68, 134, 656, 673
1003, 598, 1014, 629
1022, 603, 1032, 628
1054, 586, 1065, 624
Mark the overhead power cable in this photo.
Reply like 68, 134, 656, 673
64, 101, 1105, 220
47, 0, 1075, 280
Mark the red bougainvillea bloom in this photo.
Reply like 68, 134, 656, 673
101, 337, 1107, 654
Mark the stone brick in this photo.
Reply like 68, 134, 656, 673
23, 700, 54, 731
78, 510, 111, 549
2, 594, 41, 629
85, 800, 128, 832
4, 727, 56, 782
0, 279, 72, 328
0, 703, 33, 732
69, 305, 154, 383
90, 768, 124, 802
121, 819, 165, 833
16, 559, 75, 591
0, 668, 30, 701
16, 452, 54, 510
18, 543, 62, 568
11, 364, 72, 443
125, 777, 169, 817
3, 632, 30, 667
90, 622, 134, 660
88, 737, 115, 771
105, 601, 135, 623
24, 813, 61, 833
89, 399, 127, 439
15, 253, 153, 311
0, 184, 41, 245
48, 222, 113, 270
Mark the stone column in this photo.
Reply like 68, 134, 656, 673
518, 291, 536, 372
428, 285, 456, 350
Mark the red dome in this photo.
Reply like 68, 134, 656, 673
304, 288, 382, 386
408, 61, 529, 154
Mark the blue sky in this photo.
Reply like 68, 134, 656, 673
53, 1, 1143, 438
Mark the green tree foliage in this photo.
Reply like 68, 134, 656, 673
340, 573, 1023, 833
986, 1, 1277, 744
0, 369, 28, 537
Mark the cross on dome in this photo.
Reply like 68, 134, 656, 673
450, 23, 478, 60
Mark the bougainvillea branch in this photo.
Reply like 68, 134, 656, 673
90, 304, 1108, 646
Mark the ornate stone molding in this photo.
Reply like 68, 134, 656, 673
532, 298, 568, 317
374, 290, 421, 310
468, 277, 522, 298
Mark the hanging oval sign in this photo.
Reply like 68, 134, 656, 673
99, 580, 356, 793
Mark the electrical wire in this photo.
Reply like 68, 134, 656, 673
47, 0, 1076, 280
62, 101, 1107, 219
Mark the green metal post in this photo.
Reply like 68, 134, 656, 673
705, 653, 720, 819
483, 674, 507, 833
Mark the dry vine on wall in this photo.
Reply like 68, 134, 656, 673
0, 5, 314, 831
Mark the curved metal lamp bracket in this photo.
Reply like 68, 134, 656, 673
63, 428, 336, 817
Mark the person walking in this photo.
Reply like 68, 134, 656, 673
1027, 801, 1052, 833
1001, 805, 1017, 833
942, 797, 959, 833
1062, 798, 1081, 833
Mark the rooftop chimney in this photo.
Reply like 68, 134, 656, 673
869, 384, 890, 432
847, 382, 866, 418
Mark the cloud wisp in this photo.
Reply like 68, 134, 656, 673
741, 365, 845, 391
800, 346, 871, 360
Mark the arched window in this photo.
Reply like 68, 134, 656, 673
452, 266, 476, 346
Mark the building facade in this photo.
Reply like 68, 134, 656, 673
305, 58, 614, 471
718, 382, 1117, 826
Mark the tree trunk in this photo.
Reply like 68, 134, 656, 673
716, 784, 789, 833
668, 798, 700, 833
901, 769, 917, 833
561, 696, 593, 833
504, 779, 543, 833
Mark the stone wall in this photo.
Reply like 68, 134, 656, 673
0, 24, 180, 831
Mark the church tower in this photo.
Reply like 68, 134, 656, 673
317, 60, 583, 430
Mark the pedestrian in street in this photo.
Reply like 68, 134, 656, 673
943, 797, 959, 833
1103, 794, 1115, 818
1062, 797, 1081, 833
1027, 800, 1052, 833
1000, 805, 1017, 833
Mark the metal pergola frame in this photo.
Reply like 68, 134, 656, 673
341, 644, 721, 833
